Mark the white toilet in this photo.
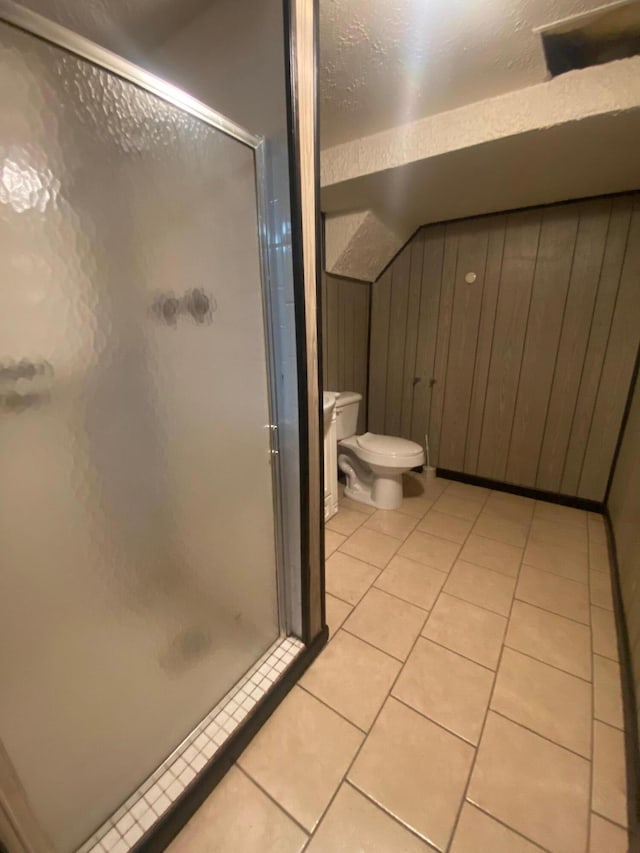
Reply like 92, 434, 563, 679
331, 391, 425, 510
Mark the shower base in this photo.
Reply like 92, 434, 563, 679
76, 635, 305, 853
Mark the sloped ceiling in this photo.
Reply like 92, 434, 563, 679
320, 0, 640, 280
17, 0, 640, 282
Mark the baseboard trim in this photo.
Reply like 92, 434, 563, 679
134, 625, 329, 852
603, 509, 640, 851
436, 468, 604, 513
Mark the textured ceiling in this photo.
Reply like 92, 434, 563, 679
17, 0, 214, 52
320, 0, 616, 148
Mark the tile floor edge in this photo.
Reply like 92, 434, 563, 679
76, 635, 305, 853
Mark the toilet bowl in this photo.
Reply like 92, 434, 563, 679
330, 391, 425, 510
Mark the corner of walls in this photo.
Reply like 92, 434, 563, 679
604, 339, 640, 844
321, 268, 371, 434
320, 215, 423, 434
324, 209, 412, 282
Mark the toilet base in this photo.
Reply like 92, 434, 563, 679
343, 469, 402, 509
370, 471, 404, 510
338, 437, 421, 511
344, 483, 377, 509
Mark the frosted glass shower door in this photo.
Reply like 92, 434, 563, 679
0, 19, 281, 852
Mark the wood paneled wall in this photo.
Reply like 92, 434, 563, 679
368, 193, 640, 501
321, 273, 370, 434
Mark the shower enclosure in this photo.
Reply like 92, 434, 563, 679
0, 2, 316, 850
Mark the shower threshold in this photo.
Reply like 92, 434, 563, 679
76, 635, 305, 853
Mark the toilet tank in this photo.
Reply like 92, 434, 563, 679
333, 391, 362, 439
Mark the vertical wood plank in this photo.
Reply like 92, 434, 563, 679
506, 203, 580, 485
561, 195, 633, 494
337, 279, 345, 390
464, 214, 506, 473
579, 196, 640, 500
385, 244, 412, 435
351, 192, 638, 499
410, 226, 445, 446
343, 283, 355, 392
400, 232, 425, 439
368, 269, 392, 433
325, 275, 338, 389
321, 276, 370, 408
476, 208, 542, 480
428, 223, 460, 463
354, 284, 370, 432
321, 272, 328, 383
536, 198, 612, 491
351, 285, 359, 395
439, 220, 489, 470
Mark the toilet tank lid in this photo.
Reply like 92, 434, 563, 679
356, 432, 423, 457
334, 391, 362, 408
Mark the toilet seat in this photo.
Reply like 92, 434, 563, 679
340, 432, 424, 468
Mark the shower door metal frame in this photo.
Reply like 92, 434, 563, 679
0, 8, 300, 849
0, 0, 292, 634
0, 1, 326, 850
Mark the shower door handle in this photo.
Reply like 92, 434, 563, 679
184, 288, 216, 324
0, 360, 54, 410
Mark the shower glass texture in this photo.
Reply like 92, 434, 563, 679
0, 20, 280, 851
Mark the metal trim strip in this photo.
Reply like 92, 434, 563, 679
0, 0, 261, 148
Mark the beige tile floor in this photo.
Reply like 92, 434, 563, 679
168, 474, 629, 853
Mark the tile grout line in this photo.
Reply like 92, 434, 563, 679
364, 583, 433, 614
446, 488, 573, 848
327, 564, 382, 610
295, 681, 369, 736
590, 807, 630, 833
340, 621, 428, 665
444, 502, 539, 853
511, 593, 591, 628
416, 634, 497, 674
324, 589, 362, 608
338, 573, 437, 615
593, 714, 624, 733
387, 693, 483, 752
462, 800, 554, 853
487, 708, 592, 763
336, 510, 538, 557
80, 637, 305, 852
234, 764, 311, 839
335, 560, 598, 632
587, 524, 628, 841
520, 557, 591, 588
438, 584, 511, 619
500, 643, 593, 684
386, 482, 496, 851
520, 558, 590, 586
300, 524, 450, 853
586, 524, 595, 853
343, 780, 443, 851
331, 500, 600, 666
326, 516, 368, 537
297, 642, 427, 851
435, 581, 592, 631
335, 539, 400, 572
337, 615, 447, 846
339, 590, 601, 751
321, 483, 596, 852
300, 478, 455, 851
